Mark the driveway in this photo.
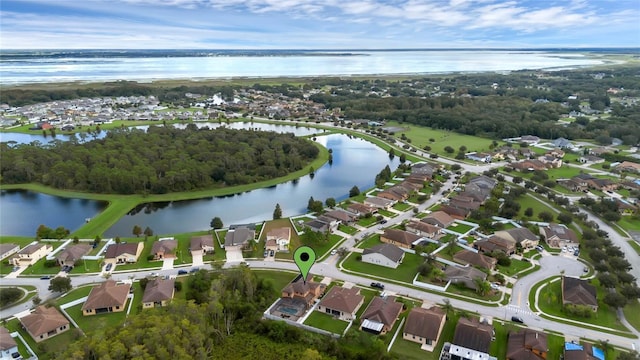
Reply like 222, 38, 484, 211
191, 253, 204, 267
161, 258, 174, 270
225, 248, 244, 263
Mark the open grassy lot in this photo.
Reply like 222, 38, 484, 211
342, 251, 424, 283
497, 259, 534, 276
628, 241, 640, 256
618, 216, 640, 232
384, 121, 500, 157
357, 216, 380, 227
446, 222, 474, 234
303, 311, 349, 334
622, 299, 640, 332
393, 202, 413, 211
516, 193, 558, 220
378, 209, 398, 218
338, 224, 359, 235
356, 234, 382, 249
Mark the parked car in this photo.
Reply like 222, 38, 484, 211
177, 269, 188, 275
535, 245, 544, 252
190, 268, 200, 273
330, 249, 337, 255
40, 276, 51, 280
105, 263, 112, 271
511, 316, 524, 324
490, 283, 500, 290
573, 250, 580, 256
380, 219, 388, 224
269, 250, 275, 257
370, 282, 385, 290
61, 265, 72, 273
263, 250, 268, 257
149, 272, 159, 277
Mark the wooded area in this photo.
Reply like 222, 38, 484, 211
1, 125, 319, 194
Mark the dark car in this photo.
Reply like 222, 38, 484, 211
380, 220, 388, 224
40, 276, 51, 280
105, 263, 113, 271
370, 282, 385, 290
177, 269, 188, 275
190, 267, 200, 273
511, 316, 524, 324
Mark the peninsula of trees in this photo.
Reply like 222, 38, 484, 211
0, 125, 319, 194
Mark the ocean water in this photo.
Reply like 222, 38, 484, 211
0, 50, 604, 85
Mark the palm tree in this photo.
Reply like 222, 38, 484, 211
474, 278, 491, 296
442, 298, 454, 318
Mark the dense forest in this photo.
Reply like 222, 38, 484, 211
58, 269, 394, 360
0, 125, 319, 194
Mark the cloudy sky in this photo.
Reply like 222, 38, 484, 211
1, 0, 639, 49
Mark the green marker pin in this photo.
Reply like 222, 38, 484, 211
293, 246, 316, 284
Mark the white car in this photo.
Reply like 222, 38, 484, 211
330, 249, 338, 255
490, 283, 500, 290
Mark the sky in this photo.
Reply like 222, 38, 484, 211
1, 0, 639, 49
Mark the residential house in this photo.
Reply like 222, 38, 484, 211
281, 274, 326, 309
56, 244, 91, 266
564, 342, 605, 360
538, 155, 563, 168
585, 178, 618, 192
0, 327, 19, 360
265, 227, 291, 252
360, 296, 403, 335
540, 223, 578, 248
557, 178, 588, 192
439, 205, 471, 220
303, 219, 331, 233
520, 148, 536, 159
150, 238, 178, 260
19, 305, 69, 342
224, 227, 255, 251
0, 243, 19, 261
508, 159, 548, 172
453, 250, 497, 270
507, 329, 548, 360
412, 162, 436, 177
364, 196, 395, 209
547, 148, 565, 158
82, 280, 131, 316
380, 229, 421, 249
142, 278, 175, 309
422, 211, 455, 228
614, 198, 638, 215
362, 243, 405, 269
406, 173, 430, 185
466, 152, 492, 163
190, 235, 215, 256
103, 242, 144, 264
12, 243, 53, 267
347, 202, 376, 216
495, 228, 539, 249
562, 277, 598, 311
406, 220, 442, 239
474, 235, 516, 255
449, 196, 482, 212
445, 266, 487, 290
616, 161, 640, 173
324, 209, 358, 224
378, 185, 411, 201
448, 317, 494, 360
402, 306, 446, 351
520, 135, 540, 144
552, 138, 573, 149
578, 155, 605, 165
317, 286, 365, 321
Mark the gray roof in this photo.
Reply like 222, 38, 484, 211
224, 227, 255, 247
363, 243, 405, 262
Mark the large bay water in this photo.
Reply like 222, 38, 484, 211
0, 50, 603, 85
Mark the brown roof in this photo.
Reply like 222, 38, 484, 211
282, 274, 325, 296
18, 243, 49, 255
403, 306, 445, 340
406, 221, 440, 235
422, 211, 455, 228
104, 243, 140, 259
150, 239, 177, 254
363, 243, 405, 263
347, 202, 375, 214
454, 250, 497, 269
452, 317, 493, 353
142, 278, 175, 303
0, 327, 16, 351
474, 236, 516, 253
507, 329, 548, 360
382, 229, 421, 246
20, 306, 69, 338
361, 296, 403, 329
562, 277, 597, 307
56, 244, 92, 262
439, 205, 470, 219
496, 228, 538, 244
319, 286, 364, 314
324, 209, 356, 222
82, 280, 131, 311
266, 227, 291, 240
224, 227, 255, 247
190, 235, 214, 251
541, 224, 578, 243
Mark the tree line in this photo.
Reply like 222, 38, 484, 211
1, 125, 319, 194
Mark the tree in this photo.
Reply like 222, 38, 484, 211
512, 176, 523, 184
49, 277, 72, 293
444, 146, 455, 154
399, 153, 406, 163
32, 295, 41, 306
273, 203, 282, 219
616, 351, 640, 360
603, 292, 627, 309
132, 225, 142, 237
524, 207, 534, 217
538, 211, 554, 222
442, 298, 454, 317
143, 227, 154, 237
93, 235, 101, 247
349, 185, 360, 197
115, 236, 121, 244
325, 198, 336, 208
210, 217, 223, 230
597, 273, 618, 288
336, 247, 349, 258
557, 213, 573, 225
73, 236, 80, 244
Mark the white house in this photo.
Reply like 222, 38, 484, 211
362, 243, 405, 269
0, 327, 19, 360
0, 243, 19, 261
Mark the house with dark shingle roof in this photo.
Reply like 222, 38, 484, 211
507, 329, 548, 360
82, 280, 131, 316
324, 209, 358, 224
495, 228, 539, 249
562, 277, 598, 311
453, 250, 497, 270
56, 244, 91, 266
362, 243, 405, 268
224, 227, 255, 251
347, 202, 376, 216
190, 235, 214, 255
406, 220, 442, 239
317, 286, 365, 321
0, 326, 19, 359
281, 274, 326, 309
19, 305, 70, 342
150, 238, 177, 260
402, 306, 446, 351
380, 228, 421, 249
142, 278, 175, 309
474, 235, 516, 255
412, 162, 436, 177
104, 242, 143, 264
445, 266, 487, 290
360, 296, 403, 335
449, 317, 493, 357
540, 223, 578, 248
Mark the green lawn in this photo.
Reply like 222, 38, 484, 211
446, 222, 474, 234
357, 216, 380, 227
338, 224, 359, 235
356, 234, 382, 249
303, 311, 349, 334
342, 251, 424, 283
628, 241, 640, 256
497, 259, 534, 276
4, 317, 80, 360
393, 202, 413, 211
516, 193, 558, 220
618, 216, 640, 232
378, 209, 398, 218
622, 299, 640, 332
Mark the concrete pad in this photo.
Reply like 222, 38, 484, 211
192, 253, 204, 267
225, 249, 244, 263
161, 258, 174, 270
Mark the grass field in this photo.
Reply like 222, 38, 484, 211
446, 222, 474, 234
618, 216, 640, 232
384, 121, 500, 157
622, 299, 640, 332
628, 241, 640, 256
342, 251, 424, 283
303, 311, 349, 334
497, 259, 534, 276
